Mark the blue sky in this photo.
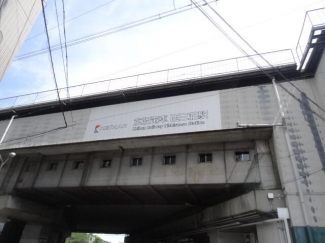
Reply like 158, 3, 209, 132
1, 0, 325, 100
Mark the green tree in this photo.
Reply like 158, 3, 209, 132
65, 233, 104, 243
65, 233, 89, 243
94, 236, 103, 243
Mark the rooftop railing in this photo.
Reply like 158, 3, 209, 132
296, 8, 325, 67
0, 49, 295, 111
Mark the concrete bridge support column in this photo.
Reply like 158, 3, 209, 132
256, 222, 287, 243
0, 219, 26, 243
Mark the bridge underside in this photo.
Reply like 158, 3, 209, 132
15, 184, 257, 233
0, 127, 279, 240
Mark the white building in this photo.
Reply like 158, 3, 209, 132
0, 0, 42, 80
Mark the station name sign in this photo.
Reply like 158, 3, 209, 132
83, 91, 221, 141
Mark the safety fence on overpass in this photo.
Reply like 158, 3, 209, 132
0, 49, 295, 110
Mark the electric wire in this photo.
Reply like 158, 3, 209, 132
60, 0, 74, 124
88, 37, 225, 82
12, 0, 323, 85
14, 0, 215, 61
191, 0, 325, 124
61, 0, 69, 91
51, 0, 325, 83
25, 0, 119, 41
41, 0, 67, 128
203, 0, 325, 115
54, 0, 67, 84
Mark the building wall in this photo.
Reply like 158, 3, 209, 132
0, 0, 42, 80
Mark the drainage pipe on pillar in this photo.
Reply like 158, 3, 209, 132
271, 78, 313, 243
0, 115, 17, 174
0, 115, 16, 147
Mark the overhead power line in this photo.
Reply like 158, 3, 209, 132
55, 0, 74, 123
41, 0, 67, 128
202, 0, 325, 114
190, 0, 325, 124
14, 0, 215, 61
54, 0, 67, 82
85, 0, 323, 83
25, 0, 119, 41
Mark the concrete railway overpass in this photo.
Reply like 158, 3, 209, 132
1, 9, 325, 243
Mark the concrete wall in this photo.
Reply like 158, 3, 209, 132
87, 150, 121, 186
2, 141, 271, 191
151, 145, 187, 185
257, 222, 286, 243
34, 154, 67, 188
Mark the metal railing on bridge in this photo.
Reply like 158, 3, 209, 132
0, 49, 295, 110
296, 7, 325, 70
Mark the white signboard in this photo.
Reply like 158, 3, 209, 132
83, 91, 221, 141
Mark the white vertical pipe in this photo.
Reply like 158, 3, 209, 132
0, 115, 16, 146
283, 218, 293, 243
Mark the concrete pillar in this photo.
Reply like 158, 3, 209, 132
0, 219, 26, 243
256, 221, 287, 243
254, 140, 278, 189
